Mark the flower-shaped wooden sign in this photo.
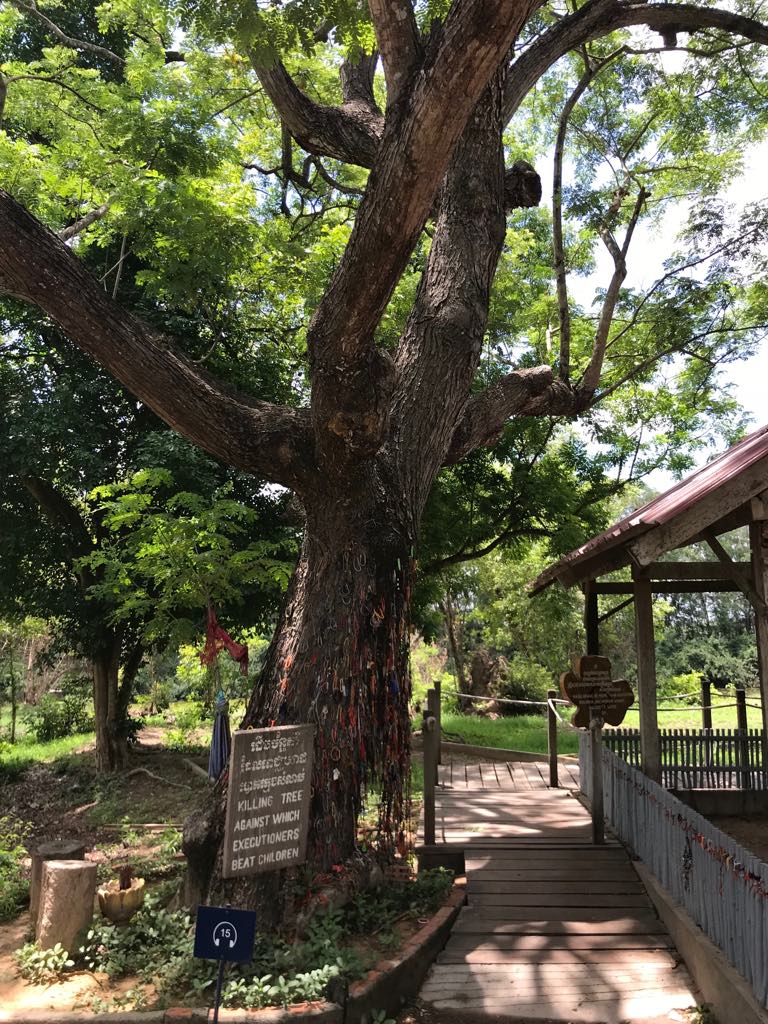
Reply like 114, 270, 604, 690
560, 654, 634, 729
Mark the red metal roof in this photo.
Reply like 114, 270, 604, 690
531, 422, 768, 593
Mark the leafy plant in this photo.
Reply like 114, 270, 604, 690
0, 816, 30, 921
15, 942, 74, 983
26, 675, 93, 742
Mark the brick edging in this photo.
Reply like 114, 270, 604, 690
6, 880, 466, 1024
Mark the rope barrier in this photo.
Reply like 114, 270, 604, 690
547, 697, 579, 730
454, 691, 558, 708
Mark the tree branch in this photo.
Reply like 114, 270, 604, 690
368, 0, 422, 109
552, 50, 622, 383
444, 366, 562, 464
581, 186, 647, 393
504, 160, 542, 210
309, 0, 539, 467
58, 201, 111, 241
9, 0, 126, 69
504, 2, 768, 124
0, 190, 313, 491
252, 58, 383, 169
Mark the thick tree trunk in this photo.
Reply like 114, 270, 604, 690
184, 478, 415, 915
93, 632, 127, 773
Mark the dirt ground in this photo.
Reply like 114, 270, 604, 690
1, 742, 209, 852
707, 815, 768, 862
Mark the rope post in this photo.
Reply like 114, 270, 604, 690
432, 678, 442, 766
426, 688, 439, 785
422, 709, 437, 846
701, 677, 713, 731
736, 687, 750, 790
590, 708, 605, 845
547, 689, 559, 788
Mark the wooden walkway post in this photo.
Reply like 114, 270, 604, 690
432, 678, 442, 766
633, 571, 661, 783
736, 687, 751, 789
750, 520, 768, 781
589, 710, 605, 845
547, 688, 558, 787
422, 708, 437, 845
701, 677, 712, 731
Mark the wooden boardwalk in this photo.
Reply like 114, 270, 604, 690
419, 759, 699, 1022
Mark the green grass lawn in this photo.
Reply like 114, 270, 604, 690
440, 711, 580, 755
437, 693, 764, 757
620, 692, 763, 731
0, 731, 95, 778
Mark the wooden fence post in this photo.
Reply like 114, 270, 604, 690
426, 687, 439, 782
590, 709, 605, 845
547, 688, 558, 788
736, 687, 750, 790
433, 678, 442, 766
422, 709, 437, 845
701, 677, 713, 731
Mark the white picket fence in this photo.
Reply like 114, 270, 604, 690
580, 733, 768, 1007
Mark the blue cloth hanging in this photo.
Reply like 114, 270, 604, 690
208, 691, 231, 781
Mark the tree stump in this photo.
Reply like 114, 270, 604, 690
30, 839, 86, 926
36, 859, 97, 952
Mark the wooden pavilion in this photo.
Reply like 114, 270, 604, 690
531, 423, 768, 783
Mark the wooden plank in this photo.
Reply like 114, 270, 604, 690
465, 868, 638, 880
645, 560, 753, 580
468, 893, 651, 907
591, 580, 742, 593
467, 880, 645, 895
456, 907, 658, 923
444, 934, 673, 951
438, 948, 677, 965
452, 916, 667, 935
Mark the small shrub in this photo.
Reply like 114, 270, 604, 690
27, 675, 93, 741
658, 671, 703, 705
15, 942, 74, 982
0, 816, 31, 921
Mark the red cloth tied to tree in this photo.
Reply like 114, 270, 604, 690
200, 604, 248, 676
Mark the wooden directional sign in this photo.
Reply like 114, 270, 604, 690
560, 654, 634, 729
223, 725, 314, 878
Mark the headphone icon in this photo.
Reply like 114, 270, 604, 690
213, 921, 238, 949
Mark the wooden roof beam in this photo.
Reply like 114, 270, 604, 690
705, 529, 766, 613
591, 580, 743, 594
628, 454, 768, 567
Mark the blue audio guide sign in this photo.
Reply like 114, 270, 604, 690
194, 905, 257, 963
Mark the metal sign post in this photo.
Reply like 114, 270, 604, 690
194, 905, 257, 1022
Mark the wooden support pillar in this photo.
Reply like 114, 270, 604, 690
749, 522, 768, 765
547, 688, 559, 788
585, 583, 599, 656
633, 570, 661, 784
589, 710, 605, 845
422, 709, 437, 845
432, 678, 442, 766
736, 687, 750, 790
701, 677, 712, 731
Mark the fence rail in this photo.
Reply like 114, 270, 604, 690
602, 727, 766, 789
580, 736, 768, 1008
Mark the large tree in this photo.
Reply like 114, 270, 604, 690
2, 0, 768, 910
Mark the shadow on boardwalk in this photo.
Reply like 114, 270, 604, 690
417, 758, 701, 1023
